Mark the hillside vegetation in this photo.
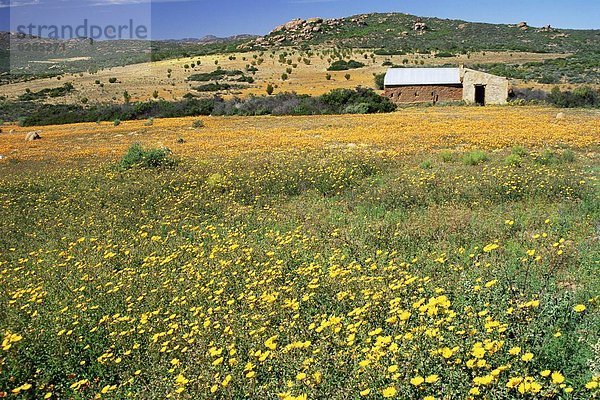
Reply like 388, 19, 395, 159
247, 13, 600, 85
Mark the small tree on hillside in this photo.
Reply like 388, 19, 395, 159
266, 84, 274, 95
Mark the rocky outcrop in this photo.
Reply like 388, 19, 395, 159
25, 131, 42, 141
413, 21, 427, 31
243, 15, 368, 48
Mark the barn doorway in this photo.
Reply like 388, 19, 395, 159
475, 85, 486, 106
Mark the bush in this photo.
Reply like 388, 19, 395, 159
192, 119, 204, 128
325, 74, 332, 81
144, 117, 154, 126
108, 77, 118, 83
187, 69, 243, 82
374, 73, 386, 90
561, 149, 576, 163
17, 83, 74, 101
548, 86, 600, 108
266, 84, 274, 95
505, 153, 523, 167
462, 150, 488, 166
194, 83, 242, 92
439, 150, 455, 163
511, 146, 529, 157
535, 149, 558, 165
119, 143, 176, 170
320, 88, 396, 114
113, 119, 121, 126
420, 159, 433, 169
344, 103, 370, 114
327, 60, 366, 71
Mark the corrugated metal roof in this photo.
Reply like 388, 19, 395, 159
384, 68, 461, 86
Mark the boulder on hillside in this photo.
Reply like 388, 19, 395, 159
284, 19, 305, 31
25, 131, 41, 141
413, 22, 427, 31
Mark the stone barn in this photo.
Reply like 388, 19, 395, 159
383, 67, 508, 105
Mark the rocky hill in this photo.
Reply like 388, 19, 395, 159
242, 13, 600, 55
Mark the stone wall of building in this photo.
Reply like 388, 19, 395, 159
384, 85, 463, 104
461, 69, 509, 105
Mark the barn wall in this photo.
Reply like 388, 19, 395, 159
384, 85, 463, 104
462, 69, 509, 105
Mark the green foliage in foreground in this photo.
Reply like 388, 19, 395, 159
0, 147, 598, 398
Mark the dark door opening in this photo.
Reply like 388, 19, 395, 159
475, 85, 486, 106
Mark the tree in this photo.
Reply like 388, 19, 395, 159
123, 91, 131, 104
374, 73, 386, 90
266, 84, 274, 95
345, 74, 351, 81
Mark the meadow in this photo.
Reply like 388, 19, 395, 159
0, 106, 599, 399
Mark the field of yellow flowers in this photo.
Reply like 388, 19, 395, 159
0, 106, 599, 399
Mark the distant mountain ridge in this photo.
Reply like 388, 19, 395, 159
160, 34, 258, 44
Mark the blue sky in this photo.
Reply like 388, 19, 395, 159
1, 0, 599, 39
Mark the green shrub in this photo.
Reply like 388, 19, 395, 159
439, 150, 455, 163
193, 83, 240, 92
536, 149, 558, 165
374, 73, 385, 90
344, 103, 370, 114
462, 150, 488, 166
327, 60, 365, 71
420, 160, 433, 169
187, 69, 242, 82
108, 77, 118, 83
505, 153, 523, 167
144, 117, 154, 126
192, 119, 204, 128
325, 74, 332, 81
119, 143, 176, 170
561, 149, 576, 163
548, 86, 600, 108
113, 119, 121, 126
266, 84, 274, 95
511, 145, 529, 157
